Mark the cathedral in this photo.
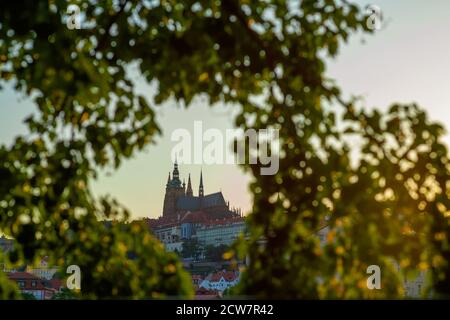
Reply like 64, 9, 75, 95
162, 160, 240, 220
144, 160, 244, 250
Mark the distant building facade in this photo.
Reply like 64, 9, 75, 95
7, 272, 59, 300
196, 219, 246, 246
0, 236, 14, 254
26, 258, 59, 280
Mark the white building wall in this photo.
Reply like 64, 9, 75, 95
196, 222, 245, 246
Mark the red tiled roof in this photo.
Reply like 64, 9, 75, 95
7, 272, 56, 291
7, 272, 40, 280
143, 217, 179, 229
181, 211, 210, 224
141, 212, 244, 230
195, 287, 219, 295
201, 217, 244, 227
207, 270, 238, 282
49, 279, 65, 290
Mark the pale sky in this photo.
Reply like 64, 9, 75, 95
1, 1, 449, 219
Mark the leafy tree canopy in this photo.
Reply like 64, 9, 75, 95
181, 238, 202, 260
21, 292, 37, 300
204, 244, 229, 262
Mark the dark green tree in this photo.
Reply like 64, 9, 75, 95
204, 244, 229, 262
51, 288, 76, 300
181, 239, 203, 260
0, 271, 20, 299
21, 292, 37, 300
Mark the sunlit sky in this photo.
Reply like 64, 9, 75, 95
1, 0, 449, 219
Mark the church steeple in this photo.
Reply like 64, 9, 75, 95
166, 158, 182, 190
163, 160, 185, 217
199, 170, 204, 197
186, 174, 193, 197
166, 172, 171, 187
173, 157, 180, 180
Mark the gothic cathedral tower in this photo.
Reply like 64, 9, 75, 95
162, 160, 185, 217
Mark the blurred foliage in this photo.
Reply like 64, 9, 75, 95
21, 292, 37, 300
204, 244, 229, 262
51, 288, 77, 300
0, 0, 449, 299
0, 270, 20, 299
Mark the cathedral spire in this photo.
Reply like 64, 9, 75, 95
173, 157, 180, 180
166, 172, 171, 187
199, 170, 204, 197
166, 157, 182, 189
186, 173, 193, 197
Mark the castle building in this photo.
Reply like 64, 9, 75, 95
162, 160, 239, 220
145, 160, 244, 249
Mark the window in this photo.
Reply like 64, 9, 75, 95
31, 280, 37, 287
18, 281, 25, 288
